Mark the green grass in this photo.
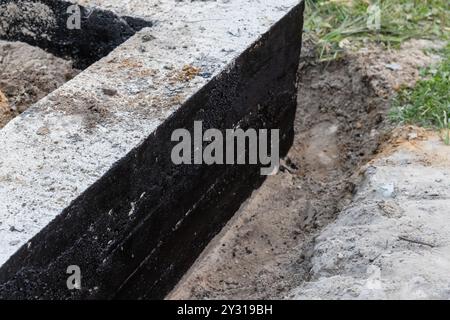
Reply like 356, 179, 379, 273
304, 0, 449, 61
305, 0, 450, 143
390, 45, 450, 144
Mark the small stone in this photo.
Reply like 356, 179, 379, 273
408, 132, 418, 140
385, 63, 402, 71
102, 88, 118, 96
9, 240, 20, 246
379, 182, 396, 198
199, 72, 213, 78
141, 34, 155, 42
36, 126, 50, 136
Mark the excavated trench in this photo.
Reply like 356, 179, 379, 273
0, 0, 428, 300
1, 0, 422, 300
0, 1, 305, 299
0, 1, 391, 299
169, 41, 393, 299
0, 0, 443, 299
169, 38, 446, 299
0, 0, 151, 128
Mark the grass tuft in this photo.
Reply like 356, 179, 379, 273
304, 0, 449, 61
390, 45, 450, 144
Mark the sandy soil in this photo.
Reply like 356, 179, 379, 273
169, 39, 446, 300
288, 127, 450, 299
0, 40, 78, 128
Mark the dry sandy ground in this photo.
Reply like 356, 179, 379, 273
288, 128, 450, 299
169, 39, 448, 300
0, 40, 78, 128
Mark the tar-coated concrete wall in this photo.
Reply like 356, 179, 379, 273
0, 0, 304, 299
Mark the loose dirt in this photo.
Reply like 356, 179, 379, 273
169, 39, 446, 299
0, 40, 79, 128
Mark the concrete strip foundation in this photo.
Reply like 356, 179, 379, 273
0, 0, 304, 299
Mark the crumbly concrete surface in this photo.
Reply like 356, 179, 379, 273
288, 128, 450, 300
0, 0, 300, 266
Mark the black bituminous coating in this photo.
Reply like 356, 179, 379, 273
0, 2, 304, 299
0, 0, 152, 69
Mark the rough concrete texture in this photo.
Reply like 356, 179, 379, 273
287, 128, 450, 299
0, 0, 304, 299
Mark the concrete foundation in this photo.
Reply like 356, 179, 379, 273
0, 0, 304, 299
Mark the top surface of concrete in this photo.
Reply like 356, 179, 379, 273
0, 0, 301, 266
